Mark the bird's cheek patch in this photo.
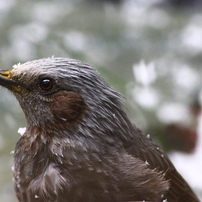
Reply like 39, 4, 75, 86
50, 91, 86, 122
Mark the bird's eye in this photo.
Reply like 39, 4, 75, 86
39, 79, 54, 91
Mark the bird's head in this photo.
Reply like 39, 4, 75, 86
0, 58, 131, 143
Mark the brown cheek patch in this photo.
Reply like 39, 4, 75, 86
50, 91, 86, 122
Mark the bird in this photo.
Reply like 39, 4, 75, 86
0, 57, 199, 202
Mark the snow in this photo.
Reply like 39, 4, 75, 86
157, 103, 190, 125
17, 127, 26, 136
133, 60, 156, 86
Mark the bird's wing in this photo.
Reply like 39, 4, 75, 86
123, 127, 200, 202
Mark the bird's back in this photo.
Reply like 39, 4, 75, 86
124, 127, 199, 202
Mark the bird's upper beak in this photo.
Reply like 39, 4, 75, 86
0, 69, 20, 92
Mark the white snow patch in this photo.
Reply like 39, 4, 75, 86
133, 60, 156, 86
157, 103, 190, 124
182, 24, 202, 52
17, 127, 26, 136
133, 86, 160, 109
172, 65, 200, 92
35, 195, 39, 198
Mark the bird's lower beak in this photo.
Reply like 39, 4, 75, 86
0, 70, 20, 92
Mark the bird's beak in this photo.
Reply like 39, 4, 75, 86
0, 69, 20, 92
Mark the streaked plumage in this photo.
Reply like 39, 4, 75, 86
0, 58, 199, 202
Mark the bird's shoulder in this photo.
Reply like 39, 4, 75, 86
123, 127, 199, 202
